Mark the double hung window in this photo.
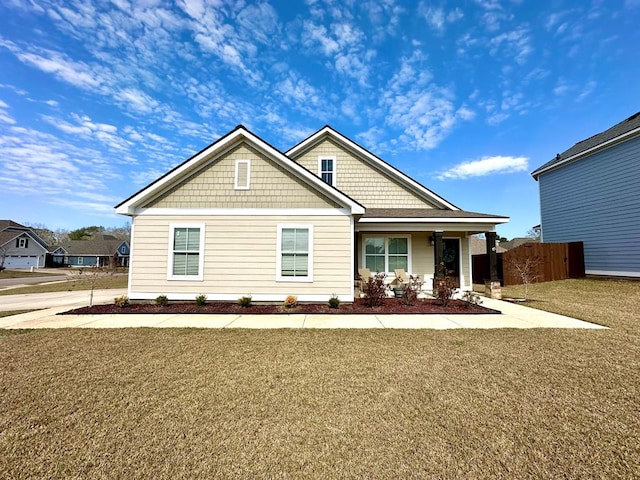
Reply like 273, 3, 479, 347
318, 156, 336, 186
169, 225, 204, 280
277, 225, 313, 282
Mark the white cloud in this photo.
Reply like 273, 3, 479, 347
576, 81, 597, 102
438, 155, 529, 180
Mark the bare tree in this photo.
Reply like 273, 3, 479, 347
69, 268, 112, 307
508, 255, 540, 301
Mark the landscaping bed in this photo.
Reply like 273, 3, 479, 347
62, 297, 499, 315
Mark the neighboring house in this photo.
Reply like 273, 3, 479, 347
0, 220, 49, 269
50, 236, 130, 268
116, 125, 508, 301
532, 111, 640, 277
499, 237, 539, 251
470, 235, 507, 255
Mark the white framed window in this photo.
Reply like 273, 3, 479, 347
363, 235, 411, 274
276, 225, 314, 282
318, 156, 336, 186
168, 224, 205, 281
18, 238, 27, 248
77, 257, 83, 265
234, 159, 251, 190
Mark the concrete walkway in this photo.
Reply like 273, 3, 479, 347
0, 289, 607, 330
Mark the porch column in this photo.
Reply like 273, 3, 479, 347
485, 231, 501, 299
485, 231, 499, 282
433, 231, 444, 277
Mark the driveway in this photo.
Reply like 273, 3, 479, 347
0, 290, 607, 330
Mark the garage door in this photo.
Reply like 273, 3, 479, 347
4, 256, 38, 269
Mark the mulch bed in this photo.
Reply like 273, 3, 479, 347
62, 298, 499, 315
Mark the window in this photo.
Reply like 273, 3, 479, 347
77, 257, 83, 265
277, 225, 313, 282
363, 236, 410, 273
168, 224, 204, 280
17, 238, 28, 248
234, 159, 250, 190
318, 156, 336, 186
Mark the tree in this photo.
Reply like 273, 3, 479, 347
507, 255, 541, 301
526, 228, 541, 241
69, 267, 112, 307
68, 226, 105, 240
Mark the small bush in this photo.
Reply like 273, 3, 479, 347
461, 291, 483, 308
114, 295, 129, 308
403, 282, 419, 306
363, 273, 387, 307
238, 295, 252, 308
284, 295, 298, 308
433, 263, 457, 307
328, 294, 340, 309
155, 295, 169, 307
195, 294, 207, 307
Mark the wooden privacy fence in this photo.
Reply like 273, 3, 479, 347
502, 242, 585, 285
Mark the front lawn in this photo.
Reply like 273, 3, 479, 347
0, 270, 58, 279
0, 278, 638, 478
0, 273, 128, 296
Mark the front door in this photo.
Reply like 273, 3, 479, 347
443, 239, 460, 287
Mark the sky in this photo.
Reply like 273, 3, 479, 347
1, 0, 639, 239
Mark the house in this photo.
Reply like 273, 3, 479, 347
0, 220, 49, 269
499, 237, 539, 251
50, 236, 130, 268
470, 235, 507, 255
532, 112, 640, 277
116, 125, 508, 302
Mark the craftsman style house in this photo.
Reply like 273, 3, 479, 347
532, 112, 640, 277
116, 126, 508, 301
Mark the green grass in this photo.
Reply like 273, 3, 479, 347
0, 278, 639, 479
0, 274, 127, 296
0, 270, 59, 279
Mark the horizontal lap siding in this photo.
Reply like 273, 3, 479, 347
130, 215, 352, 297
539, 135, 640, 275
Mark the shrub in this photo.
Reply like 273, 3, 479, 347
461, 291, 483, 308
114, 295, 129, 308
284, 295, 298, 308
328, 294, 340, 309
433, 263, 457, 307
238, 295, 252, 308
363, 273, 387, 307
155, 295, 169, 307
403, 282, 419, 306
195, 294, 207, 307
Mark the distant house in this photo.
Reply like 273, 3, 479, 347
499, 237, 539, 251
470, 235, 507, 255
50, 235, 130, 268
0, 220, 49, 269
116, 125, 508, 302
531, 111, 640, 277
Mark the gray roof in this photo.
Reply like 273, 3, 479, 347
532, 111, 640, 177
53, 239, 128, 256
362, 208, 508, 219
499, 237, 540, 250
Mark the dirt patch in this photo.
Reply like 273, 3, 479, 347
62, 297, 499, 315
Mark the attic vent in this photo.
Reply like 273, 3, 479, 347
234, 159, 250, 190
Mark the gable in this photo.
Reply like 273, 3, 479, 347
143, 141, 340, 209
291, 137, 441, 209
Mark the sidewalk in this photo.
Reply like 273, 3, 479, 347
0, 290, 607, 330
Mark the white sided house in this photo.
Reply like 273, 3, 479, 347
116, 126, 508, 302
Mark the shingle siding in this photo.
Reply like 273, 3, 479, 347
539, 134, 640, 276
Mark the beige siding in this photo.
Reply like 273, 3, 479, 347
145, 142, 339, 209
130, 214, 352, 299
292, 138, 437, 208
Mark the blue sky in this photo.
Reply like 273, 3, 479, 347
1, 0, 639, 239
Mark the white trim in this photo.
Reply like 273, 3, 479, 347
276, 224, 314, 282
318, 155, 336, 187
127, 221, 135, 298
128, 292, 354, 302
18, 238, 27, 248
350, 215, 355, 300
531, 126, 640, 178
234, 159, 251, 190
167, 223, 205, 281
286, 126, 459, 210
115, 126, 365, 215
361, 234, 412, 275
134, 207, 353, 217
466, 235, 473, 291
356, 223, 502, 233
586, 269, 640, 278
